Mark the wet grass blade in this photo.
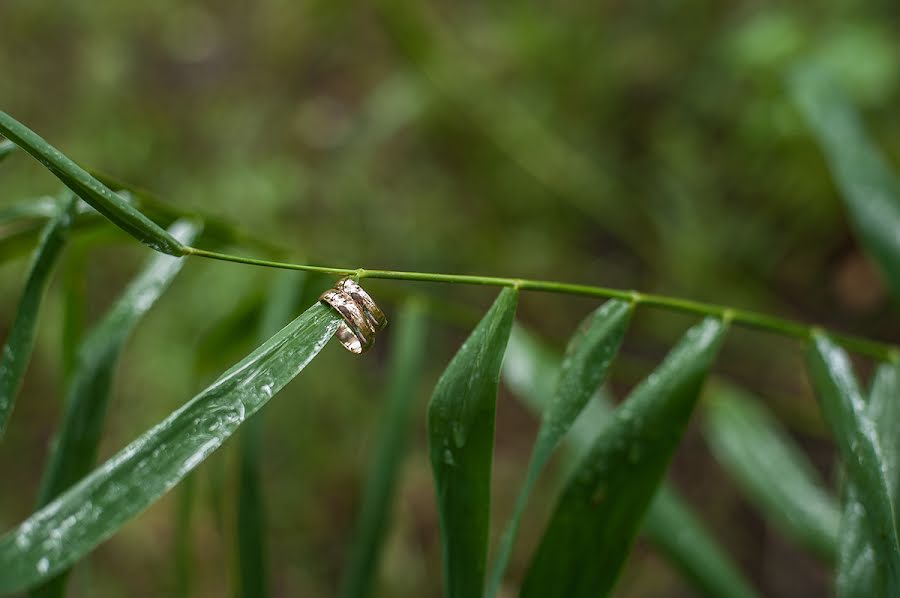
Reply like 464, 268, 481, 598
502, 324, 758, 598
236, 271, 306, 598
0, 301, 341, 594
807, 334, 900, 593
0, 195, 76, 439
790, 64, 900, 301
0, 111, 184, 256
341, 300, 428, 598
487, 300, 632, 597
522, 317, 728, 598
36, 221, 201, 508
27, 221, 200, 597
836, 363, 900, 597
704, 384, 840, 560
428, 288, 517, 598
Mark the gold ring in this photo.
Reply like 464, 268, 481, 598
320, 289, 377, 354
335, 277, 388, 333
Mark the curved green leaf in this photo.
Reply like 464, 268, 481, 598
837, 363, 900, 597
503, 324, 757, 598
0, 301, 340, 594
28, 221, 200, 597
522, 317, 728, 598
341, 300, 428, 598
487, 300, 632, 597
237, 271, 306, 598
0, 111, 183, 255
807, 334, 900, 595
36, 220, 201, 509
0, 195, 76, 439
790, 64, 900, 301
428, 287, 517, 598
704, 384, 840, 560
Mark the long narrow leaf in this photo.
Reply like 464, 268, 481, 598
0, 111, 183, 255
36, 221, 201, 508
0, 301, 340, 594
0, 195, 76, 439
237, 271, 305, 598
836, 362, 900, 597
704, 384, 840, 560
428, 287, 517, 598
503, 324, 758, 598
807, 334, 900, 594
487, 300, 631, 596
790, 64, 900, 301
522, 317, 728, 598
341, 300, 428, 598
28, 221, 200, 597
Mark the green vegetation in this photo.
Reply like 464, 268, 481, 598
1, 3, 899, 597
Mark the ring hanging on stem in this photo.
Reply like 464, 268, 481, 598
319, 278, 387, 354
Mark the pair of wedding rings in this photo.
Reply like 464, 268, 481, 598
320, 278, 387, 354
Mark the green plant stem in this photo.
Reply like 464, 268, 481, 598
182, 247, 898, 362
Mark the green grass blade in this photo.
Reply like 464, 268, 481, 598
704, 384, 840, 560
807, 334, 900, 594
644, 487, 757, 598
236, 271, 305, 598
36, 221, 201, 508
0, 195, 76, 439
790, 64, 900, 301
27, 221, 200, 597
521, 317, 728, 598
428, 288, 518, 598
836, 363, 900, 597
0, 301, 340, 594
0, 138, 14, 162
503, 324, 758, 598
341, 300, 428, 598
487, 300, 631, 597
0, 111, 184, 256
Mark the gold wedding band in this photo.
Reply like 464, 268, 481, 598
319, 278, 387, 354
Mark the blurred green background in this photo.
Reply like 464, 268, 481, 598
1, 1, 899, 596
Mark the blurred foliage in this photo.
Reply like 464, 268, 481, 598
0, 1, 898, 596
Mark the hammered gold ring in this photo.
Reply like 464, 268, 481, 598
319, 279, 387, 354
336, 277, 387, 333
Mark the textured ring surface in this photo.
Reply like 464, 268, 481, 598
336, 277, 388, 332
319, 289, 376, 354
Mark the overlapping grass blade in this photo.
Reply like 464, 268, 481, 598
36, 220, 201, 508
808, 334, 900, 594
237, 271, 306, 598
704, 384, 840, 560
428, 288, 517, 598
790, 64, 900, 301
502, 324, 757, 598
521, 317, 728, 598
835, 362, 900, 597
0, 195, 76, 439
27, 221, 199, 597
0, 301, 341, 594
341, 300, 428, 598
174, 474, 196, 598
487, 300, 631, 597
0, 111, 184, 255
